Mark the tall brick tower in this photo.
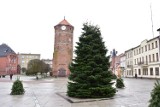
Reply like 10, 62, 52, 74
52, 18, 74, 77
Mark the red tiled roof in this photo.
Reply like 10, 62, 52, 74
57, 19, 72, 26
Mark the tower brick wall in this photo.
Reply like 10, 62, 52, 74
52, 19, 74, 77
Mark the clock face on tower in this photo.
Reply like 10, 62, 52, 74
61, 25, 66, 30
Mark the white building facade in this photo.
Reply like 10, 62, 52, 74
120, 53, 126, 77
125, 36, 160, 78
125, 49, 133, 77
18, 53, 40, 69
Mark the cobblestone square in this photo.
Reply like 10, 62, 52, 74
0, 75, 157, 107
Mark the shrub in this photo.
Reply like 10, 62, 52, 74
11, 78, 25, 95
116, 78, 125, 88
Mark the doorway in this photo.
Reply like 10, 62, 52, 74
58, 68, 66, 77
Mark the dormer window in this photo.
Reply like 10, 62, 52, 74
4, 49, 8, 52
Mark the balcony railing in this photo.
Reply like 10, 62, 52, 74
138, 61, 148, 65
127, 65, 133, 68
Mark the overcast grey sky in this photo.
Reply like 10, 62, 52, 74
0, 0, 160, 59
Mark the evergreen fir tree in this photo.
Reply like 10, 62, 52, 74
67, 23, 116, 98
116, 78, 125, 88
149, 80, 160, 107
11, 78, 25, 95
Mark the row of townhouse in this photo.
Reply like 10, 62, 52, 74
125, 36, 160, 78
0, 43, 53, 76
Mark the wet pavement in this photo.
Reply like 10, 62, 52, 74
0, 75, 157, 107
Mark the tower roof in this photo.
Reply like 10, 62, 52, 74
0, 43, 16, 57
56, 18, 73, 27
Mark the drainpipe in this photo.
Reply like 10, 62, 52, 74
157, 28, 160, 64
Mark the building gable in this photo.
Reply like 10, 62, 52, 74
0, 43, 16, 57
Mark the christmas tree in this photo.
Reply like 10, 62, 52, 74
67, 23, 116, 98
149, 80, 160, 107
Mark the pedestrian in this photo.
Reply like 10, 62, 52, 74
135, 73, 137, 79
10, 74, 13, 80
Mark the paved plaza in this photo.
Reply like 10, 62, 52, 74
0, 75, 157, 107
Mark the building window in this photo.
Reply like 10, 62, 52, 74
156, 53, 159, 61
143, 69, 145, 75
135, 69, 137, 74
130, 60, 133, 65
155, 41, 158, 48
142, 47, 143, 53
142, 57, 144, 63
130, 52, 132, 57
145, 45, 147, 51
148, 44, 150, 50
152, 54, 155, 62
155, 67, 159, 76
152, 43, 154, 49
134, 50, 135, 55
14, 59, 16, 63
146, 56, 148, 64
131, 70, 133, 75
150, 68, 153, 75
146, 68, 148, 75
143, 68, 148, 75
139, 48, 141, 54
134, 59, 136, 65
138, 69, 141, 75
137, 49, 138, 54
149, 55, 151, 62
